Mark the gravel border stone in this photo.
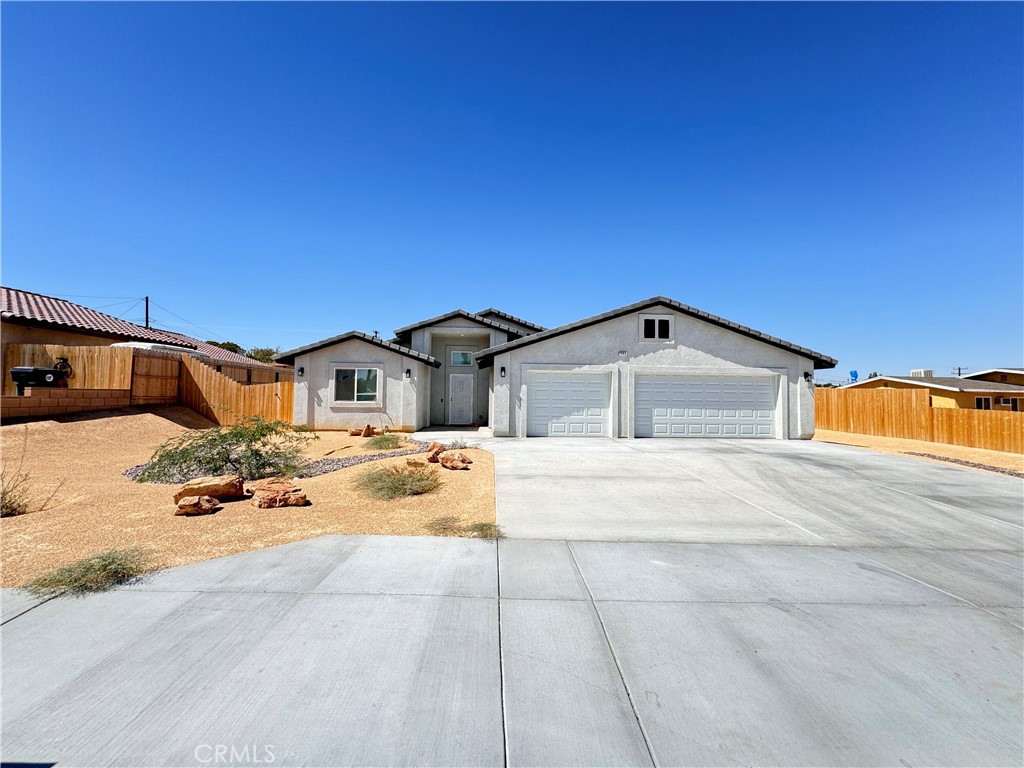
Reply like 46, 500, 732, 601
124, 440, 433, 483
900, 452, 1024, 479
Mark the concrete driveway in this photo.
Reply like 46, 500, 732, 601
2, 440, 1022, 766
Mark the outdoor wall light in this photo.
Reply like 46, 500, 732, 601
803, 372, 813, 382
500, 366, 506, 378
405, 368, 411, 379
297, 367, 304, 377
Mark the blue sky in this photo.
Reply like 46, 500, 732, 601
3, 2, 1021, 379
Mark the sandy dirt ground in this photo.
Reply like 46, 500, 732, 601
0, 408, 495, 587
814, 429, 1024, 473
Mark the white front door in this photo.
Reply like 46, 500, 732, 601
634, 373, 777, 437
526, 371, 611, 437
449, 373, 475, 425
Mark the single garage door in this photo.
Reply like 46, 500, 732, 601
635, 373, 777, 438
527, 371, 611, 437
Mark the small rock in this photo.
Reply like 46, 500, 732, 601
439, 454, 469, 471
455, 452, 474, 465
349, 428, 363, 436
425, 442, 445, 453
175, 495, 219, 516
360, 425, 375, 437
249, 477, 308, 508
173, 475, 245, 504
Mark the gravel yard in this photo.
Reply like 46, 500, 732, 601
814, 429, 1024, 474
0, 408, 495, 587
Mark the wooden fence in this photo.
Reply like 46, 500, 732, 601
131, 350, 181, 405
3, 343, 293, 425
816, 387, 1024, 453
2, 344, 133, 395
180, 355, 293, 426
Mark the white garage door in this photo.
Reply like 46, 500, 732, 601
635, 374, 777, 438
527, 371, 611, 437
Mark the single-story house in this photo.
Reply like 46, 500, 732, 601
1, 286, 291, 391
959, 368, 1024, 388
275, 297, 837, 438
841, 370, 1024, 411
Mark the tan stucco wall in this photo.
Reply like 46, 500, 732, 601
852, 379, 1020, 410
1, 321, 120, 347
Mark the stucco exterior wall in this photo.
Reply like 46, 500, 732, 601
850, 379, 1019, 409
290, 338, 429, 431
490, 309, 816, 439
1, 321, 124, 347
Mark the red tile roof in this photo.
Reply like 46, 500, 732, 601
1, 287, 287, 372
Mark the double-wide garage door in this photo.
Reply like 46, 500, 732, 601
635, 374, 776, 438
526, 372, 611, 437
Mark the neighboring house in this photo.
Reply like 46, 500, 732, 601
1, 286, 290, 388
959, 368, 1024, 388
275, 296, 837, 438
842, 370, 1024, 411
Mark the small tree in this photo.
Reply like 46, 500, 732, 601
206, 340, 246, 355
247, 347, 281, 363
136, 416, 317, 483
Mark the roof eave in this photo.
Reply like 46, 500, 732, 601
475, 296, 836, 370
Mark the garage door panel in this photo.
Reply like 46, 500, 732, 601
635, 374, 776, 439
527, 372, 611, 437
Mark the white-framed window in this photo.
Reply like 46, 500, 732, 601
333, 367, 380, 403
640, 314, 674, 342
975, 396, 992, 410
451, 351, 474, 367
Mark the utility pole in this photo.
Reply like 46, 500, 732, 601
145, 296, 149, 328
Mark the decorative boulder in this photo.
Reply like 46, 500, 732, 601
175, 495, 219, 516
349, 428, 363, 436
425, 442, 445, 453
249, 478, 308, 509
455, 453, 474, 465
360, 425, 376, 437
439, 454, 469, 471
173, 475, 245, 504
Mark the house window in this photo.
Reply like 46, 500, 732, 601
451, 351, 474, 367
334, 368, 379, 403
975, 397, 992, 410
640, 314, 673, 341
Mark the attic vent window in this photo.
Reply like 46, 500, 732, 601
640, 314, 673, 342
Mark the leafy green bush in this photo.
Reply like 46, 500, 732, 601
366, 433, 404, 450
357, 465, 440, 499
136, 416, 317, 483
24, 549, 150, 598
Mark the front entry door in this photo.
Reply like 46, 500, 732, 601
448, 373, 475, 425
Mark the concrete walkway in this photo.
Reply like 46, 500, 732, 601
2, 439, 1022, 766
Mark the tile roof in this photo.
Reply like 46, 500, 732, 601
844, 376, 1024, 393
474, 308, 545, 333
2, 286, 195, 347
476, 296, 838, 370
392, 310, 524, 339
2, 286, 288, 372
275, 331, 441, 367
153, 330, 288, 371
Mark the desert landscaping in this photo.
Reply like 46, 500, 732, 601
0, 407, 496, 587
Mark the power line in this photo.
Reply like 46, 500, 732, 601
149, 301, 233, 344
116, 299, 143, 320
48, 293, 141, 301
